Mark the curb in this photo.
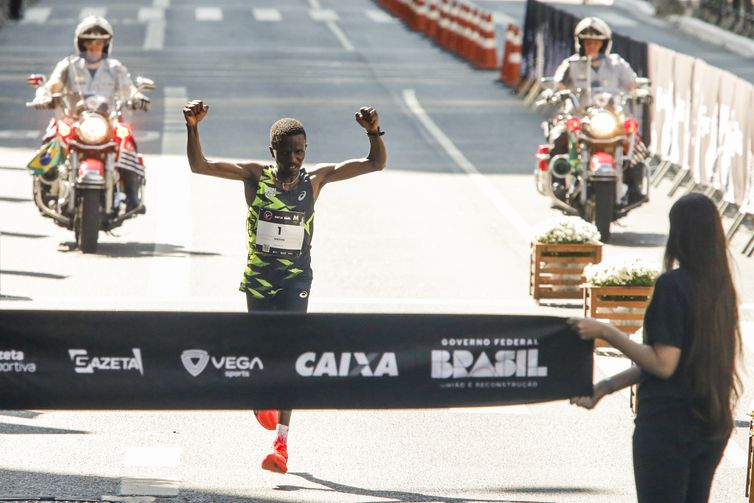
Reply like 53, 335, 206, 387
667, 14, 754, 58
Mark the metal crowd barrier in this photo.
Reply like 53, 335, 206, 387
696, 0, 754, 38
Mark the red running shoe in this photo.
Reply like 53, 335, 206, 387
261, 438, 288, 474
253, 409, 278, 430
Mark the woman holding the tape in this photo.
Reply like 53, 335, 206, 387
568, 193, 742, 502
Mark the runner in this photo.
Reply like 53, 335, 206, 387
183, 100, 387, 473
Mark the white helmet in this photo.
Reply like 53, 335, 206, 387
74, 16, 114, 56
574, 16, 612, 55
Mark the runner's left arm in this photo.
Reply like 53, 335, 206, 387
309, 106, 386, 194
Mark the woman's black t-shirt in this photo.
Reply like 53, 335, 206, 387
636, 268, 694, 411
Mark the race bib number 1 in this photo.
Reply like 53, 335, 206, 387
255, 209, 306, 257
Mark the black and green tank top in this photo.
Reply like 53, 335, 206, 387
239, 166, 315, 298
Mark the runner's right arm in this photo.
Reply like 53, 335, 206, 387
184, 99, 263, 181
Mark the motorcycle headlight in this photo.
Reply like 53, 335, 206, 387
77, 114, 110, 144
587, 112, 618, 139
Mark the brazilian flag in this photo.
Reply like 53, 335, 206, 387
27, 138, 64, 175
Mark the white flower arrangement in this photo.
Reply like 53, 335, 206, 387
533, 216, 601, 245
583, 255, 661, 287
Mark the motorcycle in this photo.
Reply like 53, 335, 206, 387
533, 70, 652, 241
25, 74, 155, 253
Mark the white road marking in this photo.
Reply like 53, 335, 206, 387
0, 130, 40, 140
308, 0, 322, 9
143, 19, 166, 50
20, 7, 51, 24
253, 8, 282, 22
402, 89, 533, 241
148, 87, 192, 299
195, 7, 222, 22
119, 478, 180, 497
79, 7, 107, 19
134, 131, 161, 143
154, 0, 170, 8
325, 21, 355, 52
310, 9, 339, 22
139, 7, 165, 22
124, 447, 181, 467
366, 9, 396, 23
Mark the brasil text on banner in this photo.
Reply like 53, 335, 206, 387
0, 311, 593, 409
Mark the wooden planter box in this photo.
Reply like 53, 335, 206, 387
583, 285, 654, 337
584, 284, 654, 415
529, 243, 602, 300
746, 418, 754, 503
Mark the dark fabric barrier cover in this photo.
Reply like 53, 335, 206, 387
0, 311, 593, 409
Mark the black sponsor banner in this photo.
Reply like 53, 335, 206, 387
0, 311, 592, 409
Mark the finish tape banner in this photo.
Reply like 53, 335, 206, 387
0, 311, 593, 409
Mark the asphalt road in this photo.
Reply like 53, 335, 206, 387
0, 0, 753, 501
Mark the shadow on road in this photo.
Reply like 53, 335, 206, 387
0, 270, 67, 280
57, 242, 221, 259
0, 468, 621, 502
0, 230, 48, 239
607, 232, 667, 247
0, 423, 89, 435
277, 471, 613, 503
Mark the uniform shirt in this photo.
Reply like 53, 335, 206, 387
48, 55, 136, 111
239, 166, 315, 299
636, 268, 693, 410
553, 53, 637, 93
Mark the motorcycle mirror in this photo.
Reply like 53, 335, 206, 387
135, 76, 156, 91
26, 74, 47, 88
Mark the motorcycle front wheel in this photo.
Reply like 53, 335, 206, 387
75, 189, 101, 253
590, 181, 615, 242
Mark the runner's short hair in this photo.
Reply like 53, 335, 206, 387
269, 118, 306, 149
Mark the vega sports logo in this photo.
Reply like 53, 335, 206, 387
181, 349, 263, 378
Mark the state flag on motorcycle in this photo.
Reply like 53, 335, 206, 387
631, 137, 651, 167
27, 137, 64, 175
115, 142, 145, 178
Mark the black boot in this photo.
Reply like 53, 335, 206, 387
121, 169, 145, 214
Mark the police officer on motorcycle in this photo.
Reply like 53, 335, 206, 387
553, 17, 636, 95
30, 16, 150, 212
547, 17, 646, 204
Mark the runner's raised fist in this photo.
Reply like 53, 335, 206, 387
355, 106, 379, 133
183, 100, 209, 126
